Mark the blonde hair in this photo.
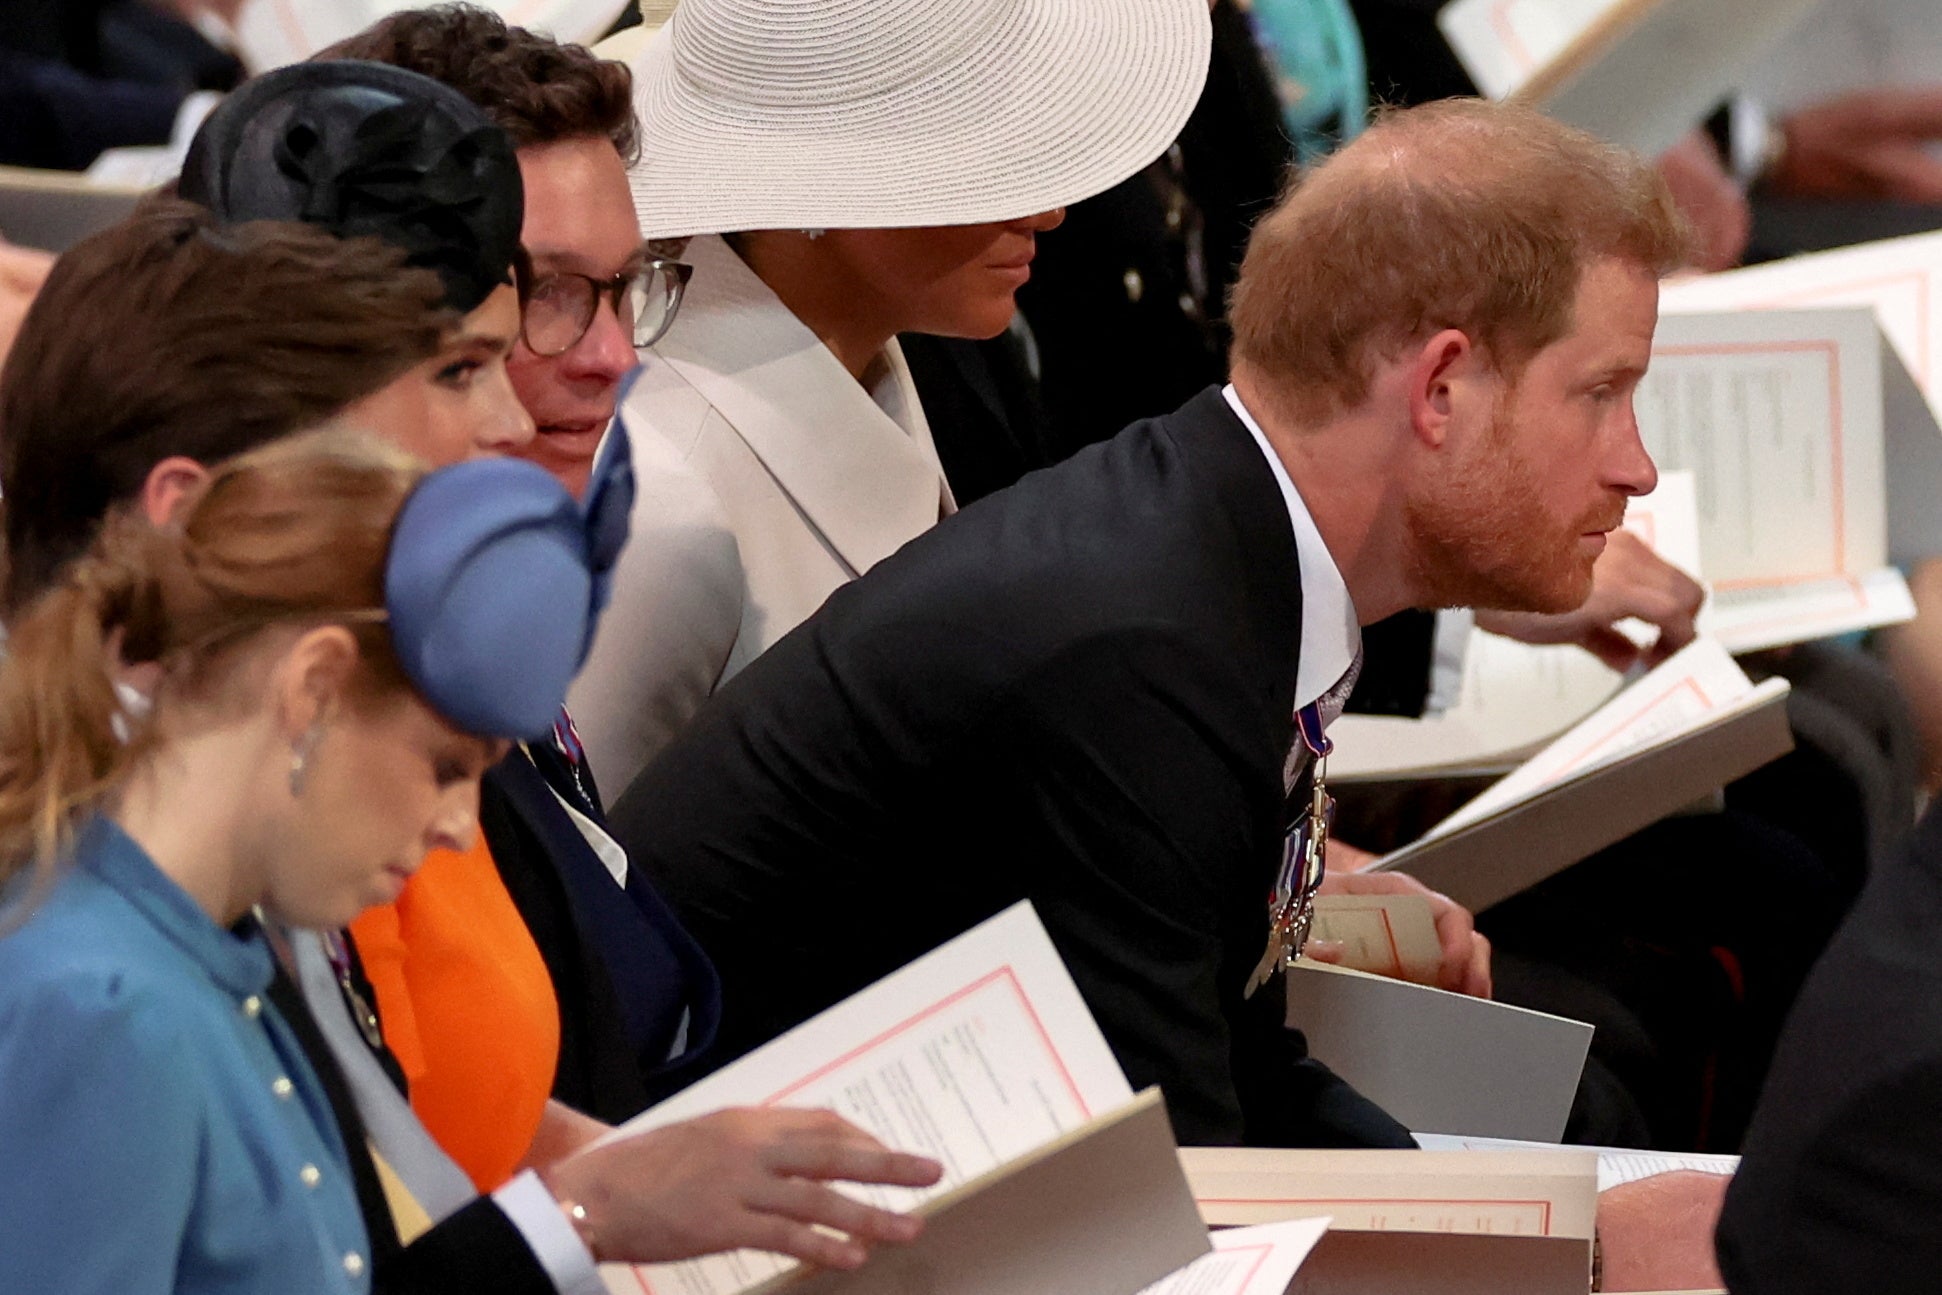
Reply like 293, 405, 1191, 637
0, 430, 426, 910
1228, 99, 1691, 426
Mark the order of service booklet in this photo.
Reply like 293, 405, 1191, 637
1368, 637, 1793, 912
594, 902, 1212, 1295
1181, 1146, 1599, 1295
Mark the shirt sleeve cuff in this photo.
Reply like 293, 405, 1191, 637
491, 1170, 605, 1295
1424, 609, 1474, 717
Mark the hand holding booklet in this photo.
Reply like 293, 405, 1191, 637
594, 902, 1213, 1295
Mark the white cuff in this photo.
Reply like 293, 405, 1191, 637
1424, 609, 1474, 717
170, 91, 224, 152
1728, 96, 1774, 187
491, 1170, 605, 1295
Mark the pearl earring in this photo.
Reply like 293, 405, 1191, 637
289, 726, 324, 797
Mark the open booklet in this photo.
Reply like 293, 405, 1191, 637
1660, 230, 1942, 429
1639, 306, 1926, 650
1436, 0, 1817, 157
1181, 1146, 1598, 1294
1663, 241, 1942, 575
1367, 636, 1793, 912
594, 902, 1211, 1295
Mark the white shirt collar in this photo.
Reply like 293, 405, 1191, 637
1222, 384, 1360, 711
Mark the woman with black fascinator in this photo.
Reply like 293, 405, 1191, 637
176, 59, 536, 469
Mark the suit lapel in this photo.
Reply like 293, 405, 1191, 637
488, 754, 722, 1072
653, 235, 953, 574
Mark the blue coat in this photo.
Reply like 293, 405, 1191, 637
0, 819, 371, 1294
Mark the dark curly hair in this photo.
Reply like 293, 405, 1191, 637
320, 4, 639, 162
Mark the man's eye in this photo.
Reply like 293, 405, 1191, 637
436, 360, 481, 388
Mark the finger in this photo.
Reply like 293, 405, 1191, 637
1853, 86, 1942, 140
0, 245, 52, 293
1581, 626, 1643, 672
1318, 870, 1410, 897
768, 1138, 945, 1188
1427, 894, 1478, 994
1304, 938, 1346, 964
734, 1213, 872, 1271
1326, 839, 1381, 873
1464, 932, 1493, 1000
748, 1177, 926, 1245
1858, 143, 1942, 204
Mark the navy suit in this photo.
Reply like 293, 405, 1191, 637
482, 748, 720, 1123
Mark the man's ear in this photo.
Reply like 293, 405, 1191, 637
1405, 329, 1484, 449
140, 456, 211, 528
271, 625, 362, 741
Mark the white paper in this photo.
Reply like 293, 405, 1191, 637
1182, 1147, 1599, 1239
1635, 307, 1925, 646
1410, 638, 1771, 845
602, 902, 1136, 1295
1327, 635, 1621, 781
1638, 308, 1886, 588
1136, 1219, 1333, 1295
1701, 567, 1915, 655
1410, 1134, 1738, 1192
1662, 233, 1942, 430
1438, 0, 1622, 98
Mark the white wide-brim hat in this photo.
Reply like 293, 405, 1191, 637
627, 0, 1213, 238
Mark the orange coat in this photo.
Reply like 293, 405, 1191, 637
350, 836, 558, 1192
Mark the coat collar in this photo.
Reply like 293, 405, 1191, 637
648, 234, 956, 577
76, 816, 274, 999
1156, 386, 1308, 724
1220, 385, 1359, 711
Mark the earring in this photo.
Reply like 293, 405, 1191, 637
289, 725, 324, 798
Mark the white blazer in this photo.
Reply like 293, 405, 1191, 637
570, 234, 957, 791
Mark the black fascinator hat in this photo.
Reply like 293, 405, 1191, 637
178, 61, 523, 314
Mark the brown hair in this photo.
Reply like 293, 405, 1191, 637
322, 4, 639, 162
1228, 99, 1691, 426
0, 197, 452, 613
0, 431, 424, 909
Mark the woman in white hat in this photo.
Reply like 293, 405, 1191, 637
568, 0, 1214, 791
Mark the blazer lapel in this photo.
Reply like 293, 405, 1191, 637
653, 235, 953, 574
489, 754, 722, 1073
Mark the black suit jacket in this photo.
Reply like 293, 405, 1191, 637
612, 387, 1410, 1149
1714, 797, 1942, 1293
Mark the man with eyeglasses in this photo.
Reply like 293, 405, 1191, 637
320, 12, 726, 1138
327, 11, 688, 501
